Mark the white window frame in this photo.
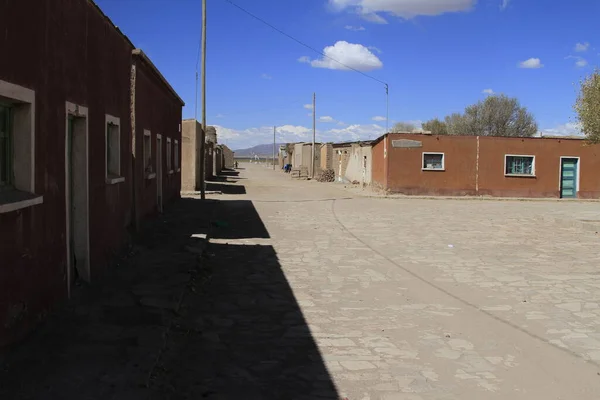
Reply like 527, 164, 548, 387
174, 139, 180, 171
105, 114, 124, 184
504, 154, 535, 177
144, 129, 155, 180
422, 152, 445, 171
0, 79, 43, 214
167, 137, 173, 174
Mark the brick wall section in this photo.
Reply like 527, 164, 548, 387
181, 120, 201, 191
221, 145, 235, 169
0, 0, 133, 347
320, 144, 333, 170
0, 0, 184, 348
332, 144, 352, 181
133, 55, 182, 222
375, 133, 600, 198
371, 138, 386, 190
478, 136, 600, 198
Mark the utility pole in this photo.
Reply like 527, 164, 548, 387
273, 126, 276, 170
199, 0, 207, 200
385, 84, 389, 134
312, 92, 316, 178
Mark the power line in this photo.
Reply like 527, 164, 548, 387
222, 0, 388, 87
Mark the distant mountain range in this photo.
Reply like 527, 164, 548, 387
234, 143, 284, 158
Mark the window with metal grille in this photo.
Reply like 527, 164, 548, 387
0, 105, 12, 188
422, 152, 444, 170
505, 155, 534, 176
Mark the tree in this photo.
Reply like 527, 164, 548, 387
422, 118, 448, 135
575, 70, 600, 143
445, 95, 538, 137
391, 122, 416, 133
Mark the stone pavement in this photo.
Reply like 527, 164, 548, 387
3, 163, 600, 399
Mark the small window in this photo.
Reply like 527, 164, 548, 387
174, 140, 179, 169
105, 115, 121, 181
166, 138, 172, 172
505, 155, 534, 176
143, 130, 152, 174
0, 105, 12, 189
422, 152, 444, 170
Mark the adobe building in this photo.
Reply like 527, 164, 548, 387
371, 133, 600, 199
0, 0, 184, 348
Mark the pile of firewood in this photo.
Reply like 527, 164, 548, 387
316, 169, 335, 182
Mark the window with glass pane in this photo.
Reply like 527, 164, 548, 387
423, 153, 444, 170
0, 105, 12, 187
505, 156, 534, 175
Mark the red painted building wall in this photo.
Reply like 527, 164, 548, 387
0, 0, 184, 348
373, 133, 600, 198
133, 55, 183, 223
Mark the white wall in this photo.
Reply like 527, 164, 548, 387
344, 144, 372, 185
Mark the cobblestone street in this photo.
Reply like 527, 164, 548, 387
3, 163, 600, 399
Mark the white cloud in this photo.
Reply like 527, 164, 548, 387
215, 123, 384, 149
542, 122, 583, 137
215, 113, 225, 118
337, 121, 348, 126
368, 46, 383, 54
329, 0, 476, 20
303, 41, 383, 72
298, 56, 311, 63
518, 58, 543, 69
345, 25, 366, 31
360, 11, 389, 24
566, 55, 588, 68
327, 124, 386, 141
482, 88, 494, 95
320, 116, 335, 123
500, 0, 509, 10
304, 104, 314, 110
261, 73, 272, 80
372, 116, 386, 121
575, 42, 590, 52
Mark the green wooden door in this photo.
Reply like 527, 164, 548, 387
560, 158, 578, 199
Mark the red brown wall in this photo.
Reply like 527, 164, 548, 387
133, 61, 182, 221
0, 0, 134, 347
385, 134, 478, 196
371, 139, 386, 190
478, 136, 600, 198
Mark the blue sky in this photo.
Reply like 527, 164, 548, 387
96, 0, 600, 149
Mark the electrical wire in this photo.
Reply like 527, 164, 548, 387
222, 0, 388, 87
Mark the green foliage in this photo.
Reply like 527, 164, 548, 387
421, 118, 448, 135
391, 122, 416, 133
575, 70, 600, 144
421, 95, 538, 137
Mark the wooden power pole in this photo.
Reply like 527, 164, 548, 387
199, 0, 207, 200
311, 92, 316, 178
273, 126, 276, 170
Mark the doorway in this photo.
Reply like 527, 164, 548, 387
560, 157, 579, 199
65, 103, 90, 294
156, 134, 163, 212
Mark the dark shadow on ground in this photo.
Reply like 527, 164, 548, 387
206, 182, 247, 195
0, 198, 217, 399
154, 199, 339, 399
0, 197, 340, 400
210, 200, 270, 240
